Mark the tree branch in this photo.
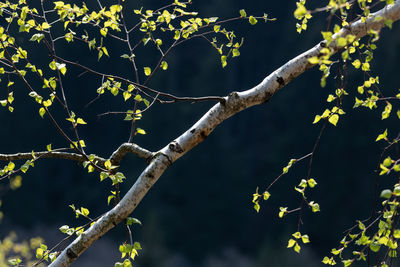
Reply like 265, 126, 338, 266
49, 1, 400, 266
0, 143, 153, 166
109, 143, 155, 165
0, 151, 87, 162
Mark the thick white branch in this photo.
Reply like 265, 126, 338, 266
50, 2, 400, 266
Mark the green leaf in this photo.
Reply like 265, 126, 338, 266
239, 9, 247, 18
301, 234, 310, 243
313, 115, 321, 124
30, 33, 44, 43
41, 22, 51, 29
287, 239, 296, 248
384, 19, 393, 29
107, 195, 115, 205
121, 54, 131, 59
292, 232, 301, 239
308, 56, 319, 64
124, 110, 134, 121
358, 220, 365, 230
232, 49, 240, 57
375, 129, 388, 142
123, 91, 131, 101
102, 46, 109, 57
136, 128, 146, 135
39, 107, 46, 118
380, 189, 392, 199
322, 256, 336, 265
309, 201, 320, 212
76, 118, 87, 125
100, 172, 109, 181
100, 27, 108, 37
8, 258, 22, 266
249, 16, 258, 25
336, 37, 346, 47
98, 50, 103, 61
253, 202, 260, 213
352, 59, 361, 69
21, 160, 30, 173
49, 60, 56, 70
328, 114, 339, 126
104, 160, 112, 169
144, 67, 151, 76
122, 259, 132, 267
369, 242, 380, 252
278, 207, 287, 218
221, 55, 227, 68
327, 94, 335, 102
49, 252, 57, 262
127, 217, 142, 225
361, 62, 370, 71
383, 157, 392, 167
307, 178, 317, 188
382, 103, 392, 120
342, 259, 354, 267
393, 229, 400, 239
36, 248, 44, 259
80, 207, 89, 216
161, 61, 168, 70
134, 241, 142, 250
380, 164, 389, 175
294, 243, 301, 253
59, 225, 70, 234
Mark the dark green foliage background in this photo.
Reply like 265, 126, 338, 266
1, 0, 400, 266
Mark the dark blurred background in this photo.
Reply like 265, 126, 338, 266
1, 0, 400, 266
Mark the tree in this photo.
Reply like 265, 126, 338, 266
0, 0, 399, 266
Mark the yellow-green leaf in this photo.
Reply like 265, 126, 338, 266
39, 107, 46, 118
123, 91, 131, 101
287, 239, 296, 248
136, 128, 146, 135
76, 118, 87, 125
144, 67, 151, 76
328, 114, 339, 126
161, 61, 168, 70
41, 22, 51, 29
376, 129, 388, 142
249, 16, 258, 25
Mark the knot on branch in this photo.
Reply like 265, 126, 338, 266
228, 91, 240, 99
169, 141, 184, 154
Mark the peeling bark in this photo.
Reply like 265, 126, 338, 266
50, 2, 400, 266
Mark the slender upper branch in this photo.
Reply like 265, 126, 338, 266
53, 55, 225, 103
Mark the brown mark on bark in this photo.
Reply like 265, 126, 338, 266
263, 91, 274, 103
276, 76, 285, 86
66, 249, 78, 259
200, 131, 208, 140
